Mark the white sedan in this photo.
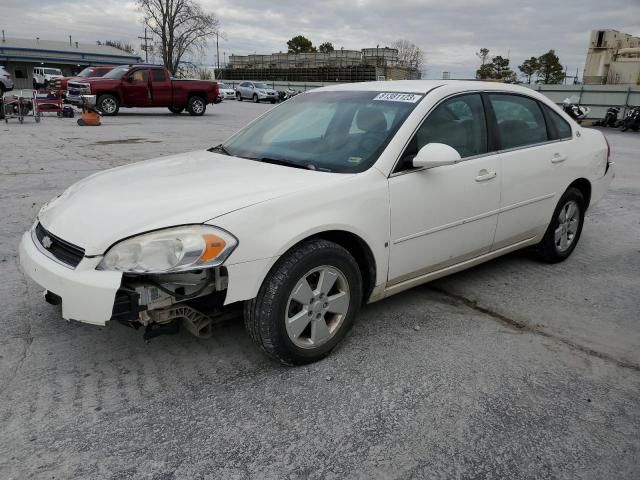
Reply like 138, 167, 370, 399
19, 81, 613, 365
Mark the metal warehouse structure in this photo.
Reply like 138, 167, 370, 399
0, 35, 142, 89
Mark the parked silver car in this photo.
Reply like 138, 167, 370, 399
0, 66, 14, 92
235, 81, 277, 103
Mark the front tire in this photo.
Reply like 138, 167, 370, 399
236, 92, 242, 101
252, 94, 259, 103
245, 239, 363, 365
97, 94, 119, 116
187, 96, 206, 116
536, 187, 585, 263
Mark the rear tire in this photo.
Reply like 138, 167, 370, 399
187, 96, 206, 116
244, 239, 362, 365
97, 94, 119, 116
535, 187, 585, 263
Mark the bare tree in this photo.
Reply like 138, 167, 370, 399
138, 0, 219, 75
392, 39, 425, 71
102, 40, 136, 54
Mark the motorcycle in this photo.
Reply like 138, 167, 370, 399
620, 106, 640, 132
562, 98, 590, 124
276, 88, 301, 102
593, 106, 620, 127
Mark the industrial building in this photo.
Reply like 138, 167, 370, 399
218, 47, 421, 83
583, 30, 640, 85
0, 34, 142, 89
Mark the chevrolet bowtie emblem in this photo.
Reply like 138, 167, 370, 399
42, 235, 53, 249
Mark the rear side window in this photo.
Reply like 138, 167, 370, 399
488, 94, 548, 149
151, 69, 166, 82
405, 93, 488, 161
542, 104, 572, 139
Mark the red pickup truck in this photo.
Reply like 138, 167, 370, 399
67, 65, 221, 116
52, 65, 115, 92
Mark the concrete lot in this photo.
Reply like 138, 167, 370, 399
1, 101, 639, 479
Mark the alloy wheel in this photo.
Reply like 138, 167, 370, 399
554, 200, 580, 252
285, 265, 350, 349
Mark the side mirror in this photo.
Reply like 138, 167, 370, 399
412, 143, 461, 169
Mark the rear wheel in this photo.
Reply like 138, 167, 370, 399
536, 187, 585, 263
187, 96, 206, 116
168, 106, 184, 114
244, 239, 362, 365
97, 94, 119, 116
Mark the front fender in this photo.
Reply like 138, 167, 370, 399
211, 169, 390, 304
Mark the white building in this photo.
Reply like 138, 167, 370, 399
583, 30, 640, 85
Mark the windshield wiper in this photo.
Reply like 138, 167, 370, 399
254, 157, 318, 171
208, 144, 231, 155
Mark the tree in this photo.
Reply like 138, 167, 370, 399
392, 39, 425, 71
476, 54, 516, 82
318, 42, 334, 54
476, 47, 490, 67
138, 0, 219, 76
518, 56, 539, 84
103, 40, 136, 54
287, 35, 316, 54
536, 49, 564, 84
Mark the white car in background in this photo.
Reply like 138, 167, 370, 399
218, 82, 236, 100
235, 81, 278, 103
19, 81, 613, 365
0, 66, 13, 92
33, 66, 63, 89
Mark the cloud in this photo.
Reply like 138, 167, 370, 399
1, 0, 638, 79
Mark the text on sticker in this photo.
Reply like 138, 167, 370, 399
373, 93, 422, 103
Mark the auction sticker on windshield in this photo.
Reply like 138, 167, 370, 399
373, 93, 423, 103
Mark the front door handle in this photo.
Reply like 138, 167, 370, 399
475, 170, 497, 182
551, 153, 568, 163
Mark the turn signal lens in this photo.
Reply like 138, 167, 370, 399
200, 234, 226, 261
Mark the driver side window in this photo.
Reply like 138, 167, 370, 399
398, 93, 487, 171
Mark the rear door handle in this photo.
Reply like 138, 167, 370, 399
551, 153, 568, 164
475, 170, 497, 182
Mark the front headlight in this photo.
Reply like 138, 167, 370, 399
98, 225, 237, 273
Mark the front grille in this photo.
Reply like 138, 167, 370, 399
34, 223, 85, 268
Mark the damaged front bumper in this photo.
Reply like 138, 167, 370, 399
19, 231, 121, 325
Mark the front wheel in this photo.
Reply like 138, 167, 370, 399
187, 96, 206, 116
97, 94, 119, 116
245, 239, 363, 365
252, 94, 259, 103
536, 187, 585, 263
236, 92, 242, 101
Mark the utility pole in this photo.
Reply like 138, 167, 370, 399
216, 31, 220, 72
138, 28, 152, 63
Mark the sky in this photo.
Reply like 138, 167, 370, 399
1, 0, 639, 80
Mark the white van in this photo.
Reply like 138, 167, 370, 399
33, 67, 63, 89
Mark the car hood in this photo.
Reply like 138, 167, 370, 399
39, 151, 350, 255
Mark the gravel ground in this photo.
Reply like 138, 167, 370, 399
0, 101, 639, 479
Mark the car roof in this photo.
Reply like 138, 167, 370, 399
317, 80, 537, 95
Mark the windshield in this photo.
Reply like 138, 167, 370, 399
254, 82, 269, 89
77, 68, 94, 78
222, 90, 423, 173
103, 65, 130, 79
45, 68, 61, 75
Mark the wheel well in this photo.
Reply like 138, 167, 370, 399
309, 230, 377, 303
569, 178, 591, 209
188, 92, 206, 101
98, 92, 120, 102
